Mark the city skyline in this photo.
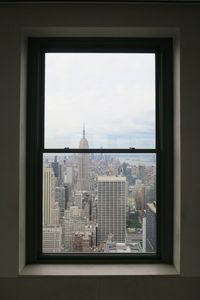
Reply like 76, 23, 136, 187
42, 128, 156, 253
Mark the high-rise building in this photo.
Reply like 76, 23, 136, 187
133, 179, 145, 213
55, 186, 66, 218
43, 166, 60, 225
97, 176, 127, 245
43, 225, 62, 253
43, 166, 56, 225
64, 184, 72, 209
51, 156, 59, 178
146, 202, 156, 252
78, 124, 90, 191
64, 166, 73, 185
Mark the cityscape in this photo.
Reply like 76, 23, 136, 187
43, 126, 157, 254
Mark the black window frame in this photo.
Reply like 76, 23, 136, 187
26, 37, 173, 264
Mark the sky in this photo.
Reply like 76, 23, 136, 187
45, 53, 155, 149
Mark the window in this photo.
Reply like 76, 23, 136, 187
26, 38, 173, 263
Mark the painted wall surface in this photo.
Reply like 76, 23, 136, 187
0, 3, 200, 299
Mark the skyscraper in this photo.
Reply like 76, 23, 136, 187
97, 176, 127, 245
78, 124, 89, 191
55, 186, 66, 218
146, 201, 156, 252
43, 166, 62, 253
43, 166, 55, 225
43, 166, 59, 225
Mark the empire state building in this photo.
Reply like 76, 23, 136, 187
78, 124, 89, 191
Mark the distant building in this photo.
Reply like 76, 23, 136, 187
43, 225, 62, 253
138, 165, 145, 182
64, 166, 73, 185
64, 184, 72, 209
51, 156, 59, 178
146, 202, 156, 252
104, 239, 142, 253
74, 191, 83, 209
51, 155, 63, 186
43, 166, 59, 225
133, 179, 145, 212
97, 176, 127, 245
55, 186, 66, 218
142, 216, 147, 252
63, 206, 86, 251
78, 124, 90, 191
72, 231, 92, 252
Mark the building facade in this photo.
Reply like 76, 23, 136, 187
43, 166, 59, 225
43, 225, 62, 253
146, 202, 156, 252
97, 176, 127, 245
78, 125, 90, 191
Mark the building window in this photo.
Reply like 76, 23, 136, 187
26, 38, 173, 263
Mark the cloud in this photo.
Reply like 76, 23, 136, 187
45, 53, 155, 149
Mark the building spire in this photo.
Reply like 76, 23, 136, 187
83, 121, 85, 138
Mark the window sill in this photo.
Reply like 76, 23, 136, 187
19, 264, 179, 277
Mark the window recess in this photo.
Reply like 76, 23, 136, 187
26, 38, 173, 264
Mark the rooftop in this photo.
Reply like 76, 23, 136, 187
98, 176, 126, 182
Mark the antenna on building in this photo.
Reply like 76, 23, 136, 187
83, 121, 85, 138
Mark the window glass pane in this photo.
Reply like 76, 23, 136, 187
45, 53, 155, 149
42, 153, 156, 254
